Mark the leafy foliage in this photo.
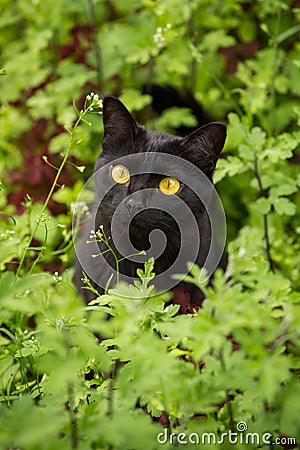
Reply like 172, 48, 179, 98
0, 0, 300, 449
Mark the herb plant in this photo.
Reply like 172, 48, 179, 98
0, 1, 299, 449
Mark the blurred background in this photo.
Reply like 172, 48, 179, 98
1, 3, 300, 447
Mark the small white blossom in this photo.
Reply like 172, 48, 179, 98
81, 274, 89, 284
0, 229, 15, 240
35, 213, 49, 224
153, 24, 171, 50
53, 271, 62, 283
238, 247, 246, 257
71, 201, 89, 217
85, 92, 103, 112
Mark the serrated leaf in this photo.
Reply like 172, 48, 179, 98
263, 146, 294, 163
254, 197, 271, 215
269, 182, 298, 197
272, 197, 296, 216
228, 113, 248, 140
248, 126, 266, 149
120, 88, 152, 111
214, 156, 245, 183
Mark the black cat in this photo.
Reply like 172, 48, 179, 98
74, 96, 226, 306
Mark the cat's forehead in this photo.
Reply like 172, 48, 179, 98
97, 127, 196, 179
134, 129, 180, 154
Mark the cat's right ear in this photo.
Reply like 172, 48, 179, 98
102, 96, 137, 145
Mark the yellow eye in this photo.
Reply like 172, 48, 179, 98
159, 177, 181, 195
111, 164, 130, 184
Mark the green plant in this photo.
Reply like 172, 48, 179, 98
0, 1, 299, 449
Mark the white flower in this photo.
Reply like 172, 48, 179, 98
53, 271, 63, 283
70, 201, 89, 216
35, 213, 48, 224
153, 25, 170, 49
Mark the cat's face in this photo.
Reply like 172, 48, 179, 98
93, 96, 226, 256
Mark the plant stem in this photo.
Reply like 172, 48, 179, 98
96, 227, 120, 284
68, 384, 78, 449
211, 73, 244, 117
187, 0, 197, 90
106, 243, 119, 284
87, 0, 103, 88
219, 349, 234, 430
15, 107, 90, 280
253, 153, 275, 272
269, 8, 282, 137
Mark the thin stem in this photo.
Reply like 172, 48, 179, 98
187, 0, 197, 90
16, 106, 92, 280
103, 241, 119, 284
211, 73, 244, 117
117, 250, 146, 262
219, 349, 234, 430
68, 384, 78, 449
0, 212, 16, 225
29, 224, 48, 275
253, 153, 275, 272
269, 8, 282, 137
108, 378, 114, 417
94, 227, 120, 284
87, 0, 103, 88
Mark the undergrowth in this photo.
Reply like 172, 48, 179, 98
0, 1, 299, 449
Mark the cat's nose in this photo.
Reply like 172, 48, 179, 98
126, 198, 145, 215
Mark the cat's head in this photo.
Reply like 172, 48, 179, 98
94, 96, 226, 250
98, 96, 226, 175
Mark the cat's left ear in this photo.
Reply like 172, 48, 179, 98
180, 122, 226, 174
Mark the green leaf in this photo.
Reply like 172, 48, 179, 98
248, 126, 266, 149
253, 197, 271, 215
154, 107, 197, 132
269, 182, 298, 197
275, 23, 300, 45
120, 88, 152, 111
214, 156, 245, 183
228, 113, 248, 141
272, 197, 296, 216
